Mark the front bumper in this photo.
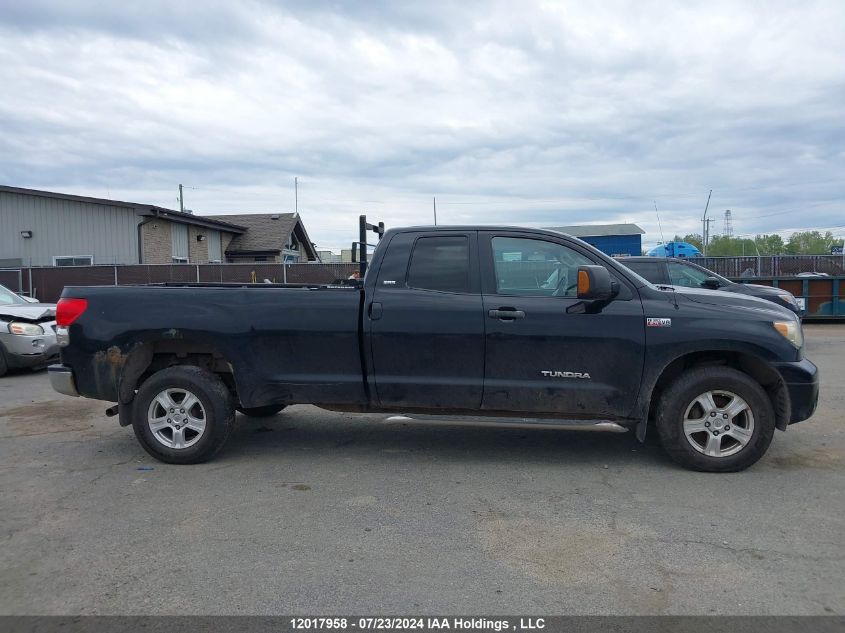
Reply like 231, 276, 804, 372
0, 331, 60, 369
48, 364, 79, 397
772, 358, 819, 424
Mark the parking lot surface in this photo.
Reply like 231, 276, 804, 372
1, 325, 843, 615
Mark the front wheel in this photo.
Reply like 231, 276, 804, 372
656, 366, 775, 472
132, 366, 235, 464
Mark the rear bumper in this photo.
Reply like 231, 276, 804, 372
48, 364, 79, 397
772, 358, 819, 424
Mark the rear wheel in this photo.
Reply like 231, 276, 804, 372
656, 366, 775, 472
236, 404, 286, 417
132, 366, 235, 464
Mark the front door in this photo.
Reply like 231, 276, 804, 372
480, 232, 645, 418
369, 231, 485, 410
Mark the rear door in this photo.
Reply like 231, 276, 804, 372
368, 230, 485, 409
480, 231, 645, 418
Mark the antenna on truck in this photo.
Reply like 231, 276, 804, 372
352, 214, 385, 278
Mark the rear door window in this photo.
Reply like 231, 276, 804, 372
406, 236, 471, 293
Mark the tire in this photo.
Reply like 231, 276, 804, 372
132, 366, 235, 464
236, 405, 286, 417
655, 366, 775, 472
0, 347, 7, 378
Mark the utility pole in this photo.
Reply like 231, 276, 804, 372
294, 177, 298, 215
701, 189, 712, 256
433, 197, 437, 225
179, 184, 184, 213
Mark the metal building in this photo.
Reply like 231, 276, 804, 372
545, 223, 645, 257
0, 185, 320, 266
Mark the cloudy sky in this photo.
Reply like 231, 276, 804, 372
1, 1, 843, 251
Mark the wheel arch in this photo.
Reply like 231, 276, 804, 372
118, 339, 240, 407
638, 349, 789, 440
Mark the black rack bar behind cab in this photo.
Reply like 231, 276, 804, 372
351, 214, 385, 277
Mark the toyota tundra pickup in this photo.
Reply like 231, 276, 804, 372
48, 225, 819, 471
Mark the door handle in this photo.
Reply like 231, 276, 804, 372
369, 302, 383, 320
488, 308, 525, 320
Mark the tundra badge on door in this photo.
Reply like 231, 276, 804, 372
540, 370, 591, 379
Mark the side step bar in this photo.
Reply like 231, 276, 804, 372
384, 414, 628, 433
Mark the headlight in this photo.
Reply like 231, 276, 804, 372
9, 322, 45, 335
773, 320, 803, 348
777, 293, 799, 308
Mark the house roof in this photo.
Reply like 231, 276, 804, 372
206, 213, 319, 260
0, 184, 246, 233
545, 223, 645, 238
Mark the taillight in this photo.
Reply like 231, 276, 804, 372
56, 298, 88, 327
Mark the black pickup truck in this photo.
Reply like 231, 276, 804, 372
49, 225, 819, 472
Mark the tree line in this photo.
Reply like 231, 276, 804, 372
671, 231, 844, 256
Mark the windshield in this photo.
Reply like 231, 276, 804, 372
0, 285, 27, 306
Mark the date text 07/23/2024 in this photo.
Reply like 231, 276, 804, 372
289, 618, 547, 631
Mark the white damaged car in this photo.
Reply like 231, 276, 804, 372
0, 285, 59, 377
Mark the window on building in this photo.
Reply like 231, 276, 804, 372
172, 257, 188, 264
207, 231, 222, 263
53, 256, 93, 267
171, 223, 189, 262
492, 237, 592, 297
406, 236, 470, 293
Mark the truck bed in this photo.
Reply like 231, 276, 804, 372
58, 284, 369, 408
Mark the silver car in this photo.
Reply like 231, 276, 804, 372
0, 285, 59, 377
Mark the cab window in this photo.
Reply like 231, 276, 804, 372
491, 237, 592, 297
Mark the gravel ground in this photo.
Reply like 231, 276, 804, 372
1, 324, 843, 615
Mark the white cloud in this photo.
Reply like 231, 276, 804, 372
0, 0, 843, 250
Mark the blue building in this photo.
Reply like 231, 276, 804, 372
647, 241, 702, 258
545, 223, 645, 257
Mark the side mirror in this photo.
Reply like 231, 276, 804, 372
576, 265, 615, 301
703, 276, 722, 289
